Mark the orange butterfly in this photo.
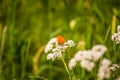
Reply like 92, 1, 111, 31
57, 35, 66, 45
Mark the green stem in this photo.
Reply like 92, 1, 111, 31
21, 38, 31, 79
29, 76, 48, 80
104, 25, 111, 43
61, 58, 72, 80
0, 26, 7, 74
113, 42, 116, 54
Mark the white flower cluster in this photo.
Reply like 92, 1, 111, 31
68, 45, 107, 71
45, 38, 76, 60
112, 25, 120, 44
97, 58, 111, 80
110, 63, 120, 71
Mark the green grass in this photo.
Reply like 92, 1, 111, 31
0, 0, 120, 80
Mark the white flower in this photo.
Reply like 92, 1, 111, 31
65, 40, 76, 47
91, 51, 103, 61
91, 45, 107, 61
110, 64, 120, 71
98, 67, 111, 80
97, 71, 105, 80
45, 44, 53, 53
57, 40, 76, 51
56, 44, 65, 50
112, 64, 120, 68
81, 60, 95, 71
111, 25, 120, 44
97, 58, 111, 80
68, 58, 77, 70
74, 51, 84, 61
74, 50, 93, 61
74, 50, 92, 61
45, 37, 76, 61
62, 45, 69, 50
82, 50, 92, 60
117, 25, 120, 32
112, 33, 120, 44
48, 38, 57, 44
110, 66, 116, 71
68, 44, 108, 71
72, 50, 94, 71
52, 48, 62, 59
47, 53, 55, 61
47, 49, 62, 61
92, 45, 107, 54
101, 58, 111, 68
56, 44, 68, 52
112, 33, 118, 41
45, 38, 57, 53
54, 52, 62, 59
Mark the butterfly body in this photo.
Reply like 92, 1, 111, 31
57, 35, 66, 45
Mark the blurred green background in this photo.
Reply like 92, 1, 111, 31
0, 0, 120, 80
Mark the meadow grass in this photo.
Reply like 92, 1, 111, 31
0, 0, 120, 80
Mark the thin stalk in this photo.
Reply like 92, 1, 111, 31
81, 68, 85, 79
113, 42, 117, 62
21, 38, 31, 79
104, 25, 111, 43
113, 42, 116, 54
61, 58, 72, 80
0, 26, 7, 74
29, 76, 48, 80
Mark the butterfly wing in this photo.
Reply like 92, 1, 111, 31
57, 35, 66, 44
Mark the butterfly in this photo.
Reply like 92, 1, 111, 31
57, 35, 66, 45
